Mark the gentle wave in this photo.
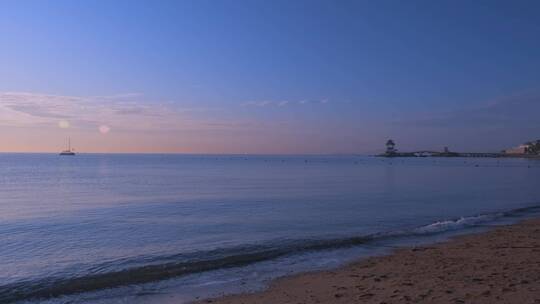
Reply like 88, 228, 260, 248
2, 204, 539, 303
411, 205, 540, 234
413, 213, 502, 234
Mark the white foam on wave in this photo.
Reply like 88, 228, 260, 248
413, 213, 504, 234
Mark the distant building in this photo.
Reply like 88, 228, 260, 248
504, 144, 531, 155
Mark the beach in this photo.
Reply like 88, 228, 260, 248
197, 219, 540, 304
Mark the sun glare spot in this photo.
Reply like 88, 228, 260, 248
58, 120, 70, 129
99, 125, 111, 134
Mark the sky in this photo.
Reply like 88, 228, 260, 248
1, 0, 539, 154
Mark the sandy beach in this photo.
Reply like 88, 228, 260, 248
196, 219, 540, 304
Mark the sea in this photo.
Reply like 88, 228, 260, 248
1, 153, 539, 303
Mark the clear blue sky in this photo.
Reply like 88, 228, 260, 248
1, 0, 539, 153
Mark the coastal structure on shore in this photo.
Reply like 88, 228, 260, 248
378, 139, 540, 158
380, 140, 415, 157
504, 144, 532, 154
378, 140, 499, 158
504, 140, 540, 156
385, 140, 397, 155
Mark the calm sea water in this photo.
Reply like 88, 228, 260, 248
1, 154, 539, 303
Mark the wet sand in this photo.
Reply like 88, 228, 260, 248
195, 219, 540, 304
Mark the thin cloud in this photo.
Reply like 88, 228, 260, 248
0, 92, 226, 132
6, 104, 73, 119
396, 92, 540, 128
242, 99, 330, 107
241, 100, 274, 107
278, 100, 289, 107
90, 93, 143, 100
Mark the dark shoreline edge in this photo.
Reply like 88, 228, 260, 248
2, 205, 539, 303
193, 216, 540, 304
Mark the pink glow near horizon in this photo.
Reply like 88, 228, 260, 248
0, 92, 384, 154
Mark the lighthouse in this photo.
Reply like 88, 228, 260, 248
386, 139, 397, 155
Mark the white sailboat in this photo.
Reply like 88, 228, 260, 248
60, 138, 76, 156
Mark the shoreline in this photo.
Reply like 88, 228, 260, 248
194, 218, 540, 304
